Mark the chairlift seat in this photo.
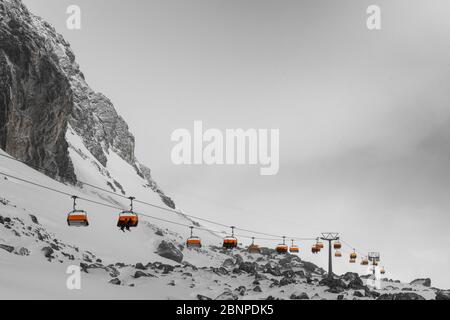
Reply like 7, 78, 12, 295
223, 236, 238, 249
276, 244, 289, 254
117, 210, 138, 227
67, 210, 89, 227
186, 236, 202, 248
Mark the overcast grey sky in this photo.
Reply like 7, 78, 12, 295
23, 0, 450, 288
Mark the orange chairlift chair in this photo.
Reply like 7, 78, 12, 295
117, 197, 138, 229
276, 236, 289, 254
248, 237, 262, 254
316, 238, 324, 249
333, 241, 342, 250
67, 195, 89, 227
361, 257, 369, 265
311, 238, 323, 254
223, 226, 238, 249
186, 226, 202, 248
349, 249, 357, 263
289, 239, 300, 253
311, 244, 320, 254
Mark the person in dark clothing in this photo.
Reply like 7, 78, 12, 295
118, 220, 125, 232
125, 218, 132, 231
117, 220, 126, 232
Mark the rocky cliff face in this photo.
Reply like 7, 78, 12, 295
0, 0, 75, 182
0, 0, 174, 207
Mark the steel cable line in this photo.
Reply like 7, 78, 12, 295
0, 170, 305, 243
0, 153, 316, 239
0, 170, 314, 243
0, 154, 305, 237
0, 153, 232, 228
0, 170, 233, 236
1, 168, 383, 267
340, 238, 368, 257
0, 153, 75, 180
1, 154, 363, 250
234, 226, 317, 241
0, 171, 127, 211
0, 153, 379, 250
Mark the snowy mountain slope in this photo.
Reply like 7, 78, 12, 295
0, 147, 232, 298
1, 148, 448, 300
0, 147, 221, 262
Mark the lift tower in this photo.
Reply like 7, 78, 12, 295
368, 252, 380, 277
320, 232, 340, 279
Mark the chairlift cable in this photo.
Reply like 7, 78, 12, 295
0, 167, 378, 260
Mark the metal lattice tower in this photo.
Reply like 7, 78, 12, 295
321, 232, 340, 279
368, 252, 380, 277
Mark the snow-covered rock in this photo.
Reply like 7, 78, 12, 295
435, 290, 450, 300
377, 292, 426, 300
156, 240, 184, 263
409, 278, 431, 287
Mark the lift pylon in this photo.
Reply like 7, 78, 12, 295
320, 232, 340, 279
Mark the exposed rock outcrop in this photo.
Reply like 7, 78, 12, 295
0, 0, 75, 182
435, 290, 450, 300
409, 278, 431, 287
0, 244, 14, 253
156, 240, 183, 263
377, 293, 425, 300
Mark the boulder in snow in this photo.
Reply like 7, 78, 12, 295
215, 291, 239, 300
238, 261, 258, 274
156, 240, 183, 263
364, 287, 381, 298
409, 278, 431, 287
435, 290, 450, 300
234, 254, 244, 266
109, 278, 121, 285
377, 293, 425, 300
29, 214, 39, 224
290, 292, 309, 300
135, 262, 147, 270
235, 286, 246, 296
133, 271, 151, 279
302, 261, 320, 274
279, 276, 296, 286
253, 286, 262, 292
342, 272, 364, 290
222, 258, 235, 268
41, 246, 54, 259
353, 290, 364, 298
0, 244, 14, 253
319, 277, 346, 293
167, 280, 176, 286
15, 247, 30, 256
